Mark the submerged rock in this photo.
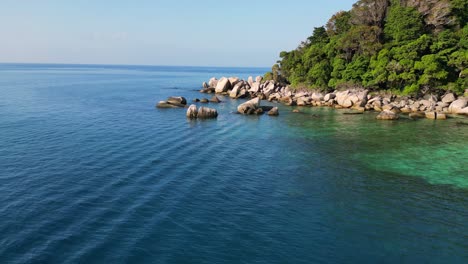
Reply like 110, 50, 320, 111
210, 96, 222, 103
376, 110, 399, 120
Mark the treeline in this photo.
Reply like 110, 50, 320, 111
266, 0, 468, 95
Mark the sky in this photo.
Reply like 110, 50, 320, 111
0, 0, 356, 67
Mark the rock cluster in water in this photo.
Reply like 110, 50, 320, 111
200, 76, 468, 120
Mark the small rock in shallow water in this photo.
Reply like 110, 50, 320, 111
425, 112, 447, 120
268, 107, 279, 116
376, 110, 399, 120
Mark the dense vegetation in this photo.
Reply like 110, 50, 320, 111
266, 0, 468, 95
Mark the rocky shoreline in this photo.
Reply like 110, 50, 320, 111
199, 76, 468, 120
156, 75, 468, 120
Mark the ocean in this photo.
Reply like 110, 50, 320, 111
0, 63, 467, 263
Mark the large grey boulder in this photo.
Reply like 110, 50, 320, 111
208, 77, 218, 88
324, 93, 336, 102
249, 82, 261, 93
230, 84, 240, 98
448, 98, 468, 114
442, 93, 456, 104
263, 81, 276, 96
376, 110, 399, 120
237, 97, 261, 115
228, 77, 240, 87
335, 90, 350, 106
311, 92, 324, 102
255, 76, 263, 83
458, 107, 468, 115
248, 76, 254, 86
215, 77, 232, 93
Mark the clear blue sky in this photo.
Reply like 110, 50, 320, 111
0, 0, 356, 67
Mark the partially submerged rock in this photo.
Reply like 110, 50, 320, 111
167, 96, 187, 106
157, 96, 187, 108
186, 104, 198, 118
376, 110, 399, 120
210, 96, 222, 103
268, 107, 279, 116
237, 97, 261, 115
198, 106, 218, 119
425, 112, 447, 120
187, 105, 217, 119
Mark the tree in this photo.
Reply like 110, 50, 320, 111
326, 11, 351, 36
384, 4, 424, 43
351, 0, 389, 28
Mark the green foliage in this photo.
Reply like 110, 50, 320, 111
384, 5, 424, 43
273, 0, 467, 95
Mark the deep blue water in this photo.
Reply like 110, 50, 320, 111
0, 63, 467, 264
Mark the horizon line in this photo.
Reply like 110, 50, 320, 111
0, 61, 271, 69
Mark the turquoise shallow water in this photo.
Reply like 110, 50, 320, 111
0, 64, 467, 263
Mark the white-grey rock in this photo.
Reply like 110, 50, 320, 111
324, 93, 336, 102
448, 98, 468, 114
442, 93, 456, 104
209, 77, 218, 88
197, 106, 218, 118
186, 105, 198, 118
215, 77, 232, 93
376, 110, 399, 120
311, 92, 324, 102
237, 97, 261, 114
